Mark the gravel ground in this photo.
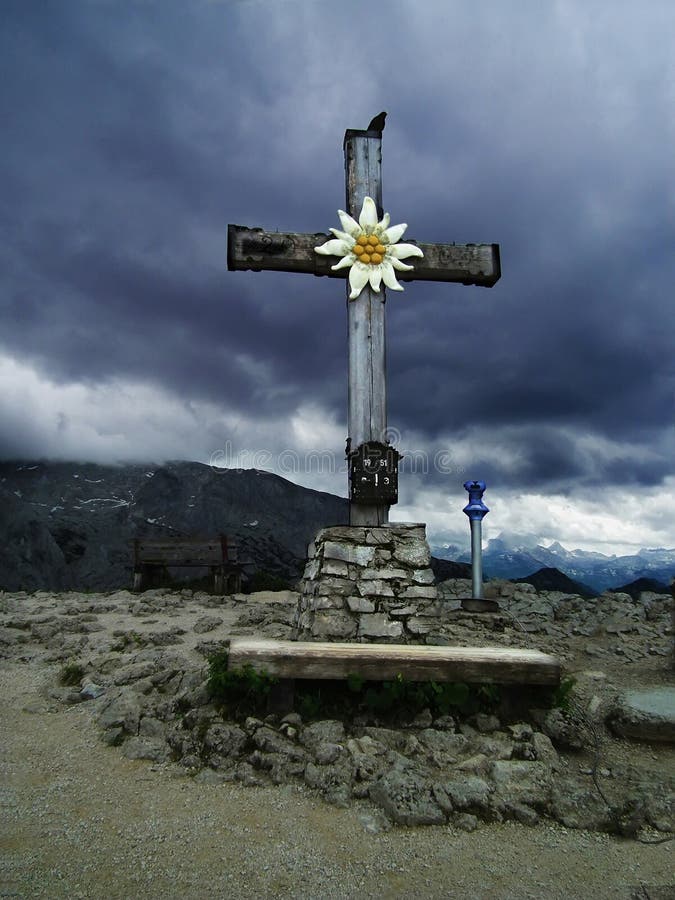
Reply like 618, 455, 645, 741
1, 660, 673, 900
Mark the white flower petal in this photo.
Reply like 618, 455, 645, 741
383, 222, 408, 244
338, 209, 361, 237
368, 266, 383, 292
315, 238, 351, 256
389, 242, 424, 259
331, 254, 355, 270
316, 199, 420, 298
381, 260, 404, 291
348, 263, 370, 299
358, 196, 378, 230
329, 227, 355, 243
389, 256, 415, 271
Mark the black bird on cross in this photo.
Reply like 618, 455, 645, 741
367, 111, 387, 135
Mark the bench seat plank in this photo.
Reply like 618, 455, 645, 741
134, 538, 238, 566
228, 639, 560, 686
136, 549, 225, 565
132, 535, 241, 593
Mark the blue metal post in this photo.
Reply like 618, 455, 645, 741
463, 480, 489, 599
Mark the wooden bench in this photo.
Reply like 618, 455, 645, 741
227, 638, 561, 685
132, 535, 242, 593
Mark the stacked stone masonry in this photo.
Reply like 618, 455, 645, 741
294, 524, 438, 642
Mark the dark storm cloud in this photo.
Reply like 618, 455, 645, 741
1, 0, 673, 505
5, 220, 346, 416
0, 0, 351, 419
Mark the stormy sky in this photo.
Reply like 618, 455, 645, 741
1, 0, 674, 554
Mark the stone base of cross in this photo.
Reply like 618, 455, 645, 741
294, 522, 438, 643
228, 121, 499, 527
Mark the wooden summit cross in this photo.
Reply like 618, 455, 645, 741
228, 119, 500, 527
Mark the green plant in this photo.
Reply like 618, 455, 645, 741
110, 631, 146, 652
476, 683, 501, 709
361, 676, 459, 717
59, 662, 85, 686
431, 681, 473, 714
295, 680, 359, 720
297, 690, 324, 720
204, 653, 505, 724
346, 673, 365, 693
364, 672, 407, 713
552, 676, 577, 711
293, 675, 500, 723
207, 651, 277, 717
206, 650, 231, 693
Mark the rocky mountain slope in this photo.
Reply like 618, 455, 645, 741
0, 460, 349, 592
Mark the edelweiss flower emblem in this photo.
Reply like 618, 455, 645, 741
314, 196, 424, 300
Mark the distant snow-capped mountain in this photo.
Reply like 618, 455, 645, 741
432, 534, 675, 593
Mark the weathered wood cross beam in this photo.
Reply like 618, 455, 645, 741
227, 226, 500, 287
228, 123, 501, 527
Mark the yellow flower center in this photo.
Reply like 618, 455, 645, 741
353, 233, 386, 266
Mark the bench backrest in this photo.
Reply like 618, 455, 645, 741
133, 535, 238, 567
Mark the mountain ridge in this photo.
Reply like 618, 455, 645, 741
2, 459, 673, 594
433, 535, 675, 593
0, 459, 349, 591
510, 567, 597, 599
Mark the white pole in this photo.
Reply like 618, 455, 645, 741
470, 518, 483, 599
463, 480, 489, 600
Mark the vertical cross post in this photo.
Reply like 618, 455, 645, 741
344, 129, 387, 527
227, 118, 501, 535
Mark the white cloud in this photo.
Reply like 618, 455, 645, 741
396, 480, 675, 556
0, 353, 210, 462
0, 352, 287, 465
2, 351, 674, 553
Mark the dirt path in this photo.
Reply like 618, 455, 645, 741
1, 660, 673, 900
